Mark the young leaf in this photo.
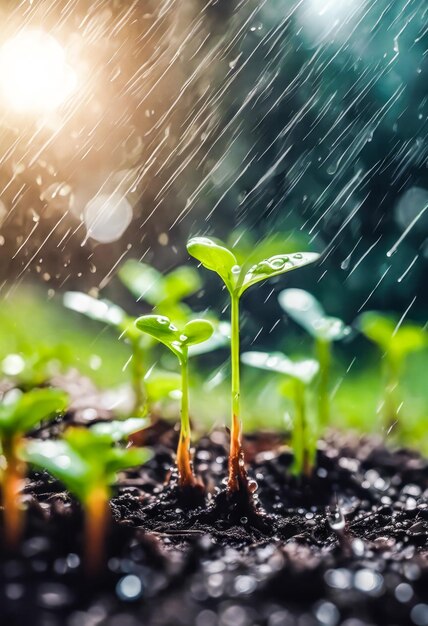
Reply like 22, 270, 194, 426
144, 368, 181, 402
279, 288, 350, 342
240, 253, 320, 294
24, 439, 93, 498
119, 261, 201, 307
181, 319, 214, 346
187, 237, 238, 292
0, 388, 68, 436
188, 320, 231, 356
25, 434, 150, 503
242, 351, 319, 385
135, 315, 181, 352
64, 292, 126, 328
90, 417, 149, 442
118, 261, 164, 304
162, 266, 202, 302
357, 312, 427, 359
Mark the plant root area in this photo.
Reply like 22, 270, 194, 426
1, 417, 427, 626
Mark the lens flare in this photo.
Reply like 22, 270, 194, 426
0, 29, 77, 113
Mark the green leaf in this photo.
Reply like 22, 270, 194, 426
64, 292, 126, 328
163, 266, 202, 302
90, 418, 149, 442
135, 315, 181, 354
144, 368, 181, 402
25, 434, 150, 504
181, 319, 214, 346
279, 288, 350, 341
358, 312, 427, 359
0, 388, 68, 436
242, 351, 319, 385
187, 237, 238, 292
135, 315, 215, 357
189, 320, 231, 356
240, 252, 320, 294
118, 260, 164, 304
104, 447, 150, 481
24, 439, 92, 500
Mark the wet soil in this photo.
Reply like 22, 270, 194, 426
0, 401, 427, 626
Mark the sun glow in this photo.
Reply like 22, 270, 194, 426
0, 29, 77, 113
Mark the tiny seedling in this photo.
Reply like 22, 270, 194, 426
279, 289, 350, 428
119, 260, 202, 323
64, 291, 148, 416
135, 315, 214, 487
0, 388, 68, 547
187, 236, 319, 492
24, 418, 149, 574
357, 312, 427, 427
242, 351, 319, 476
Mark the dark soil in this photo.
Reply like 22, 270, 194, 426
0, 391, 427, 626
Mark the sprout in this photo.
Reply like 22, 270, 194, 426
279, 289, 351, 427
64, 291, 148, 416
135, 315, 214, 487
0, 388, 68, 547
187, 236, 319, 493
118, 260, 202, 323
357, 312, 427, 427
242, 351, 319, 476
24, 418, 149, 574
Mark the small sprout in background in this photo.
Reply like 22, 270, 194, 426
24, 418, 149, 574
64, 291, 148, 417
242, 351, 319, 477
357, 311, 427, 428
118, 260, 202, 323
279, 289, 351, 428
135, 315, 214, 488
144, 367, 182, 406
0, 388, 68, 547
2, 344, 73, 389
187, 236, 319, 494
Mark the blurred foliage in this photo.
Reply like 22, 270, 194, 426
0, 286, 426, 454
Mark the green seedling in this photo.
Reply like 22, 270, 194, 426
357, 312, 427, 428
119, 260, 202, 323
25, 418, 149, 574
187, 236, 319, 493
0, 388, 68, 547
135, 315, 214, 487
1, 344, 73, 388
64, 291, 148, 416
242, 351, 319, 476
279, 289, 351, 428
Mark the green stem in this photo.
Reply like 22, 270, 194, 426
130, 338, 146, 417
316, 338, 331, 428
292, 379, 304, 476
292, 380, 313, 477
176, 349, 195, 487
180, 350, 190, 441
227, 292, 245, 492
231, 294, 240, 423
383, 354, 401, 430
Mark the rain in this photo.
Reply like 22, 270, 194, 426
0, 2, 427, 624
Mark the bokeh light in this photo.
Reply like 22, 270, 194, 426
84, 193, 133, 244
0, 29, 77, 113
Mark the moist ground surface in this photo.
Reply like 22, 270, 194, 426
0, 409, 427, 626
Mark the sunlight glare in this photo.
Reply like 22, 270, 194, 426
0, 29, 77, 113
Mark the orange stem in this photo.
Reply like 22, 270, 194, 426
176, 432, 196, 487
84, 486, 109, 576
2, 437, 25, 549
227, 413, 247, 492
